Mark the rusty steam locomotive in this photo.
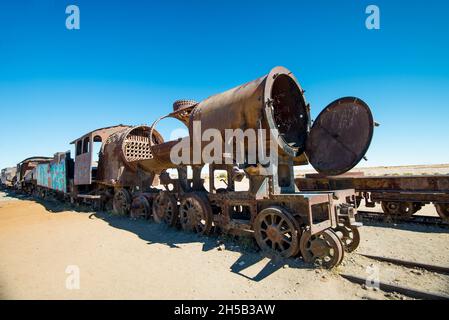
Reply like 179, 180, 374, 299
1, 67, 375, 269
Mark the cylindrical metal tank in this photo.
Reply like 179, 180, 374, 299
189, 66, 310, 159
138, 66, 311, 171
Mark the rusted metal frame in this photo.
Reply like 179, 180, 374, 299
226, 199, 257, 226
73, 132, 94, 186
267, 192, 339, 234
209, 192, 257, 232
271, 159, 297, 195
330, 189, 359, 225
357, 210, 449, 226
369, 191, 449, 203
208, 165, 215, 194
183, 166, 204, 192
72, 125, 133, 187
296, 175, 449, 194
69, 125, 130, 145
352, 175, 449, 193
209, 164, 236, 193
360, 191, 376, 207
77, 194, 102, 200
304, 194, 333, 235
214, 201, 230, 230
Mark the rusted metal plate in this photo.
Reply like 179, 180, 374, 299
353, 175, 449, 192
296, 175, 449, 205
306, 97, 374, 176
36, 152, 72, 193
74, 152, 92, 186
298, 175, 449, 192
71, 125, 131, 186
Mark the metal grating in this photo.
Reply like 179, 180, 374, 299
124, 135, 153, 162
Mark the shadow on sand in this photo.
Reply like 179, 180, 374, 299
0, 188, 311, 281
3, 188, 447, 281
359, 219, 449, 234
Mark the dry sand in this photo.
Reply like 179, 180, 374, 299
0, 191, 448, 300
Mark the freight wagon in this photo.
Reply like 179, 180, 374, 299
295, 174, 449, 221
35, 152, 74, 199
15, 156, 53, 193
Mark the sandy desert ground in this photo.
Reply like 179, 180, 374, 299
0, 186, 448, 300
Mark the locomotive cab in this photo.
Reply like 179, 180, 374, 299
71, 125, 131, 186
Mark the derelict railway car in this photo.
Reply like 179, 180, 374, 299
34, 151, 74, 200
69, 124, 164, 212
0, 167, 17, 189
296, 173, 449, 222
25, 125, 165, 212
128, 66, 375, 269
15, 156, 53, 194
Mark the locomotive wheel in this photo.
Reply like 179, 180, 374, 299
104, 198, 114, 212
300, 229, 344, 269
435, 204, 449, 222
97, 190, 114, 212
253, 207, 301, 258
152, 192, 179, 226
334, 225, 360, 253
130, 195, 151, 220
381, 201, 414, 216
179, 193, 212, 235
112, 189, 131, 216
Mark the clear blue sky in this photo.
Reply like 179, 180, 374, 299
1, 0, 448, 169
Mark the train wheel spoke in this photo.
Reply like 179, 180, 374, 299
300, 229, 344, 269
179, 194, 212, 235
254, 207, 300, 258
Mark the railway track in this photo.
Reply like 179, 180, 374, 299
340, 253, 449, 300
357, 210, 449, 227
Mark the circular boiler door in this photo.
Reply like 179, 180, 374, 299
305, 97, 374, 176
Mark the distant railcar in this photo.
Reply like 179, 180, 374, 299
0, 167, 17, 188
16, 157, 53, 193
295, 174, 449, 221
35, 152, 74, 198
27, 125, 164, 213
